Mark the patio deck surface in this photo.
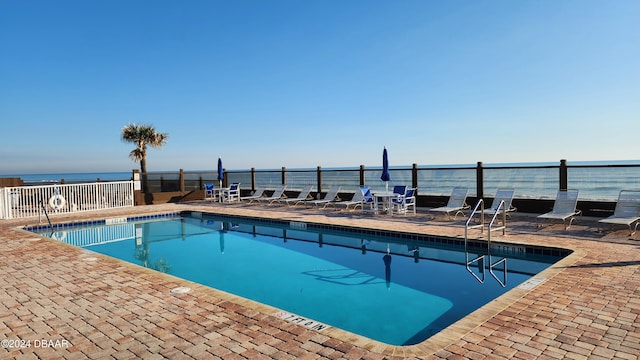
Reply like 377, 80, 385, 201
1, 201, 639, 359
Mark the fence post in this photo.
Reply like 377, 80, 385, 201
223, 168, 228, 188
199, 176, 203, 190
317, 166, 322, 194
359, 165, 365, 187
412, 163, 418, 195
281, 167, 287, 185
179, 168, 185, 192
251, 168, 256, 191
0, 188, 7, 219
559, 159, 568, 191
476, 162, 484, 200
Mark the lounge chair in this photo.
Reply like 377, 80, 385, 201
204, 183, 216, 201
305, 186, 341, 208
222, 183, 241, 202
334, 190, 365, 210
278, 185, 314, 206
483, 188, 516, 216
240, 187, 266, 203
392, 187, 416, 215
254, 185, 287, 204
429, 187, 470, 219
598, 190, 640, 235
537, 189, 581, 230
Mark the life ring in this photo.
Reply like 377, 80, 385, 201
49, 194, 66, 210
51, 231, 67, 242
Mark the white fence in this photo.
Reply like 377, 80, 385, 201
0, 181, 134, 220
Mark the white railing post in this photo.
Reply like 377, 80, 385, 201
0, 188, 7, 219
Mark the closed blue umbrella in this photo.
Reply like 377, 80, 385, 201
383, 253, 392, 290
381, 147, 390, 192
217, 157, 224, 187
219, 222, 226, 254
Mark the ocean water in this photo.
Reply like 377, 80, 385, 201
225, 162, 640, 201
4, 161, 640, 201
5, 172, 132, 183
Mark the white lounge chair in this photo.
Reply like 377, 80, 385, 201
392, 187, 416, 215
429, 187, 469, 219
278, 185, 314, 206
537, 189, 581, 230
334, 190, 365, 210
483, 188, 516, 216
598, 190, 640, 235
241, 187, 266, 203
306, 186, 341, 208
254, 185, 287, 204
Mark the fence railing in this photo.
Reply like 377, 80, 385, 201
139, 160, 640, 201
0, 181, 134, 220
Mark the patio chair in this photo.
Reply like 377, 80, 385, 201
278, 185, 314, 206
240, 187, 266, 203
360, 187, 377, 213
393, 185, 407, 195
598, 190, 640, 236
537, 189, 581, 230
204, 183, 216, 201
429, 187, 470, 219
392, 187, 416, 215
254, 185, 287, 204
374, 185, 406, 214
223, 183, 241, 202
483, 188, 517, 216
305, 186, 341, 208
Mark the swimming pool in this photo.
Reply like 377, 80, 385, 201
29, 211, 569, 346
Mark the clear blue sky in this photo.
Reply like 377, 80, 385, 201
1, 0, 639, 174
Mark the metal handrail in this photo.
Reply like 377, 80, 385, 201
465, 199, 485, 283
465, 199, 485, 239
487, 200, 507, 245
489, 256, 507, 287
464, 198, 508, 287
486, 200, 508, 287
39, 198, 52, 229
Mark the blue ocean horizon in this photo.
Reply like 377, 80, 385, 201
3, 160, 640, 183
4, 172, 133, 183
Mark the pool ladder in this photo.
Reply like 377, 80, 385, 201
464, 199, 508, 287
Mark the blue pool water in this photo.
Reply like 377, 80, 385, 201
30, 212, 568, 345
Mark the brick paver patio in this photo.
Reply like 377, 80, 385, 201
1, 202, 638, 359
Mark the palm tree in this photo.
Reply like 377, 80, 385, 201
121, 123, 168, 193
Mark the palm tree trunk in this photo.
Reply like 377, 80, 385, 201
140, 157, 148, 193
